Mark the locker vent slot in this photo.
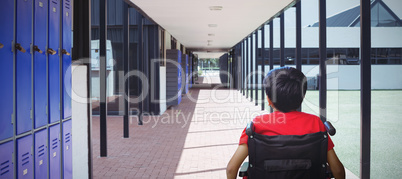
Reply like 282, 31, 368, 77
21, 152, 30, 166
52, 138, 58, 149
38, 145, 45, 157
65, 133, 71, 143
0, 160, 10, 176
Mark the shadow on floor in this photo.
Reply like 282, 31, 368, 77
91, 77, 230, 178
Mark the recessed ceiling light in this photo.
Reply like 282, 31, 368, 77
208, 24, 218, 27
208, 33, 215, 36
209, 6, 223, 11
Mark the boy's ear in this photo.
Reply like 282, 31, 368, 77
267, 96, 273, 106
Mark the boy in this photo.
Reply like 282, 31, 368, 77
226, 67, 345, 179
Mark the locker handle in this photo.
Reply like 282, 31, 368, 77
15, 43, 26, 53
62, 49, 70, 56
47, 48, 57, 55
33, 45, 43, 54
0, 43, 3, 49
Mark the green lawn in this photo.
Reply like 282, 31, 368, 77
249, 89, 402, 178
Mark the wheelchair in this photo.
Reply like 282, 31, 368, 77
238, 121, 336, 179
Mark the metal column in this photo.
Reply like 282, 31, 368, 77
319, 0, 327, 123
295, 1, 302, 111
123, 3, 129, 138
280, 14, 285, 67
137, 14, 144, 125
254, 30, 258, 106
250, 35, 253, 101
99, 0, 107, 157
295, 2, 302, 71
269, 21, 274, 70
246, 37, 249, 98
269, 21, 274, 113
261, 25, 265, 111
242, 41, 245, 96
360, 0, 371, 178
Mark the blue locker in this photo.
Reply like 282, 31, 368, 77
49, 124, 61, 179
0, 0, 15, 141
63, 119, 72, 179
17, 135, 33, 179
0, 141, 14, 179
62, 0, 72, 119
35, 129, 48, 179
177, 53, 182, 104
189, 57, 192, 88
16, 0, 33, 135
34, 0, 48, 128
48, 0, 61, 124
185, 54, 188, 94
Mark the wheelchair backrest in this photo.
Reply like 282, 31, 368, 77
246, 122, 328, 179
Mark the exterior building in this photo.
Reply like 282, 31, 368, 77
249, 0, 402, 90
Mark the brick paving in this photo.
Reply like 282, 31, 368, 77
92, 75, 264, 178
91, 75, 358, 178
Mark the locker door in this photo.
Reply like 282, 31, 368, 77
0, 0, 14, 140
185, 55, 188, 94
49, 124, 61, 179
34, 129, 48, 179
17, 135, 33, 179
177, 53, 182, 104
63, 119, 72, 179
189, 57, 192, 88
16, 0, 33, 135
34, 0, 48, 128
0, 141, 14, 179
48, 0, 60, 124
62, 0, 72, 119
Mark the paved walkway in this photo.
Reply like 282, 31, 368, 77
92, 75, 358, 178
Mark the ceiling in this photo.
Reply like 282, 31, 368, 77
127, 0, 296, 58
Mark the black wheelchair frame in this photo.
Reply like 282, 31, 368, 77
239, 121, 336, 179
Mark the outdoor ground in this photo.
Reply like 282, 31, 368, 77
251, 87, 402, 179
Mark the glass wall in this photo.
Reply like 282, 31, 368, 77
91, 0, 163, 115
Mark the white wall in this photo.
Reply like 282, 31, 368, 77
160, 67, 167, 114
260, 27, 402, 48
72, 65, 89, 179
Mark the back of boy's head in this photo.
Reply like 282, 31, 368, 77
263, 66, 307, 112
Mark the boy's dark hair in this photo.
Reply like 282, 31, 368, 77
263, 66, 307, 112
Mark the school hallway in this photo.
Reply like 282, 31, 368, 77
91, 75, 260, 178
91, 75, 358, 178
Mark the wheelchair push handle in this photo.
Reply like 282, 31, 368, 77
324, 121, 336, 136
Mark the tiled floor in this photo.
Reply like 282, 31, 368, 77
92, 75, 264, 178
91, 74, 358, 178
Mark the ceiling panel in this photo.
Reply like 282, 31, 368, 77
128, 0, 296, 58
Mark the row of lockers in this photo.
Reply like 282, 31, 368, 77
0, 0, 73, 141
0, 120, 72, 179
181, 54, 195, 94
0, 0, 73, 178
165, 50, 196, 107
166, 50, 183, 107
181, 54, 189, 95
